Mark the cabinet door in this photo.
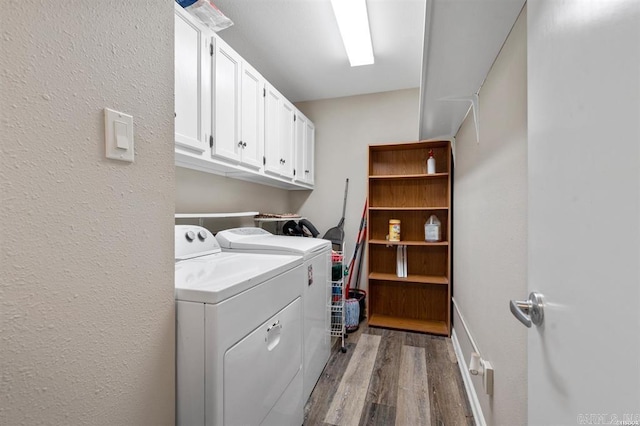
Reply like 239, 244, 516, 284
240, 62, 264, 170
174, 7, 208, 153
212, 36, 241, 163
304, 120, 315, 185
293, 111, 306, 183
264, 83, 282, 175
279, 99, 295, 179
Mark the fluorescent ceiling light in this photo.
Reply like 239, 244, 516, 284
330, 0, 375, 67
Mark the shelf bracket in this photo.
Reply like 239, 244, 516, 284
439, 93, 480, 144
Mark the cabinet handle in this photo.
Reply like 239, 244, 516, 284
237, 141, 243, 147
242, 142, 247, 148
305, 170, 310, 173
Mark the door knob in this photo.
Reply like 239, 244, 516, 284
509, 292, 544, 328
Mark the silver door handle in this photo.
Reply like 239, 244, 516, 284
509, 292, 544, 328
266, 320, 281, 333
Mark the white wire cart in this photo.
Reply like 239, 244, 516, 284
330, 245, 347, 353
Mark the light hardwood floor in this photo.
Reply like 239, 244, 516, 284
304, 325, 473, 426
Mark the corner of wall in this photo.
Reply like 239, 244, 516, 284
451, 6, 528, 426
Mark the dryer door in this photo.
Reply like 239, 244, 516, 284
224, 297, 302, 425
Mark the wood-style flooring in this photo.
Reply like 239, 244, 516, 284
304, 325, 473, 426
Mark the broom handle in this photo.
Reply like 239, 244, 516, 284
346, 199, 367, 294
341, 179, 349, 219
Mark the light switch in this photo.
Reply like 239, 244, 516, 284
115, 121, 129, 150
104, 108, 134, 162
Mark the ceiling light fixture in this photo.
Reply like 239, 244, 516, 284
330, 0, 375, 67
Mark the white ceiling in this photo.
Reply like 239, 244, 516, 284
212, 0, 426, 103
208, 0, 525, 139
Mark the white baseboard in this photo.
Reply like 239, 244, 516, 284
451, 328, 486, 426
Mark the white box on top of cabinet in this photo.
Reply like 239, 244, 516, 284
173, 4, 314, 190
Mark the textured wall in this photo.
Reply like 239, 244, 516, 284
452, 6, 527, 425
0, 1, 175, 425
291, 88, 420, 291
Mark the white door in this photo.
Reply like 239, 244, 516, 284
522, 1, 640, 424
240, 62, 264, 169
174, 7, 208, 153
212, 36, 241, 163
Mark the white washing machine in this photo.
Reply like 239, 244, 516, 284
215, 227, 332, 403
174, 225, 305, 426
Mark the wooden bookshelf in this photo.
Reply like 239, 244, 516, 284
368, 314, 448, 335
368, 239, 449, 247
367, 141, 452, 336
368, 207, 449, 211
368, 172, 449, 179
368, 272, 449, 285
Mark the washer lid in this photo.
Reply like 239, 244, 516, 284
216, 227, 331, 256
175, 252, 302, 304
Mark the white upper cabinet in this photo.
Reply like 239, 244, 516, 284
173, 6, 314, 189
279, 99, 295, 178
239, 62, 264, 169
174, 5, 210, 153
212, 36, 264, 170
294, 112, 307, 183
264, 83, 295, 179
264, 83, 282, 175
304, 120, 315, 185
212, 35, 242, 163
294, 111, 315, 185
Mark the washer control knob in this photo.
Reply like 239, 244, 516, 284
185, 230, 196, 242
198, 230, 208, 241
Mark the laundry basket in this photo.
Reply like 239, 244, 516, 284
345, 298, 360, 333
348, 288, 366, 322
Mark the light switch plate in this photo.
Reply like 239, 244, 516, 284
104, 108, 134, 162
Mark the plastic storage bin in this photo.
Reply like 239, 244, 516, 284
176, 0, 233, 32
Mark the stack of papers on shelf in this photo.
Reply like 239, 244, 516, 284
396, 245, 407, 278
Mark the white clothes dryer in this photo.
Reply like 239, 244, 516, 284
215, 227, 331, 403
174, 225, 305, 426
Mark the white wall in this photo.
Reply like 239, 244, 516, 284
452, 6, 527, 426
290, 89, 420, 290
0, 2, 175, 425
175, 167, 291, 232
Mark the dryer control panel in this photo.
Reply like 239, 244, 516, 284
175, 225, 220, 261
